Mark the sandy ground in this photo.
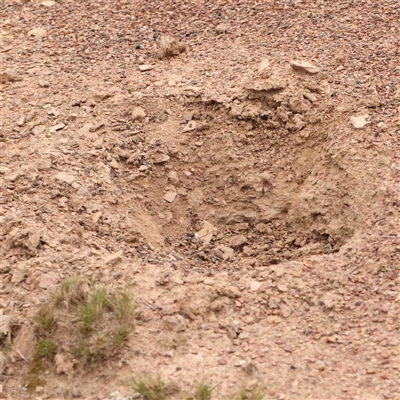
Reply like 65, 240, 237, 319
1, 1, 400, 399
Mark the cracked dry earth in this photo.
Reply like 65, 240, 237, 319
1, 0, 400, 399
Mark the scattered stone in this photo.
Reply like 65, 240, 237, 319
227, 234, 248, 249
164, 191, 177, 203
54, 353, 74, 377
109, 159, 119, 169
92, 211, 102, 223
12, 325, 35, 360
49, 123, 65, 133
16, 116, 25, 126
55, 172, 75, 184
289, 60, 320, 74
183, 121, 197, 132
280, 304, 292, 318
277, 284, 289, 292
38, 79, 50, 88
38, 158, 52, 170
28, 27, 47, 39
183, 111, 194, 121
32, 125, 46, 135
167, 171, 179, 184
78, 123, 93, 135
214, 245, 235, 261
350, 115, 368, 129
250, 281, 263, 292
258, 58, 271, 78
195, 221, 216, 246
215, 23, 228, 34
131, 107, 146, 121
104, 250, 123, 265
0, 69, 18, 83
40, 0, 56, 6
38, 272, 59, 289
0, 315, 12, 336
159, 35, 186, 58
289, 96, 311, 113
138, 64, 153, 72
153, 154, 170, 164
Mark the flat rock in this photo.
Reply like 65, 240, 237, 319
32, 125, 46, 135
195, 221, 216, 246
0, 69, 18, 83
214, 245, 235, 261
40, 0, 56, 6
228, 234, 248, 249
289, 60, 320, 74
183, 121, 197, 132
38, 79, 50, 88
49, 123, 65, 133
55, 172, 75, 184
250, 281, 263, 292
164, 191, 177, 203
28, 27, 47, 39
38, 158, 52, 169
132, 107, 146, 121
153, 154, 170, 164
138, 64, 153, 72
104, 250, 123, 265
350, 115, 368, 129
39, 272, 59, 289
215, 23, 228, 34
258, 58, 271, 78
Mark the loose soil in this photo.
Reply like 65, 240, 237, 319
1, 1, 400, 399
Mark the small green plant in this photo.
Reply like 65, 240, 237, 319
34, 339, 57, 361
112, 327, 129, 347
57, 275, 85, 307
236, 384, 266, 400
129, 375, 166, 400
78, 287, 110, 331
113, 290, 136, 322
194, 382, 213, 400
34, 304, 56, 332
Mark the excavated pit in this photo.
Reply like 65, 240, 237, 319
131, 74, 373, 268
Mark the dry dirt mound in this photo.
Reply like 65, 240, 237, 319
1, 1, 400, 400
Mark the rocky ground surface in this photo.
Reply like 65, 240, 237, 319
1, 0, 400, 399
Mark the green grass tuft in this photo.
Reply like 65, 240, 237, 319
129, 375, 166, 400
194, 382, 213, 400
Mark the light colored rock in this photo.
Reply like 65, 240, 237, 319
195, 221, 217, 246
132, 107, 146, 121
183, 121, 197, 132
250, 281, 263, 292
55, 172, 75, 184
215, 23, 228, 34
350, 115, 368, 129
28, 27, 47, 39
39, 272, 59, 289
258, 58, 271, 78
38, 79, 50, 88
40, 0, 56, 6
214, 245, 235, 261
159, 35, 186, 58
38, 158, 52, 170
104, 250, 123, 265
32, 125, 46, 135
49, 123, 65, 133
164, 191, 177, 203
138, 64, 153, 72
16, 116, 25, 126
167, 171, 179, 184
289, 60, 320, 74
289, 96, 311, 113
0, 69, 18, 83
153, 154, 170, 164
